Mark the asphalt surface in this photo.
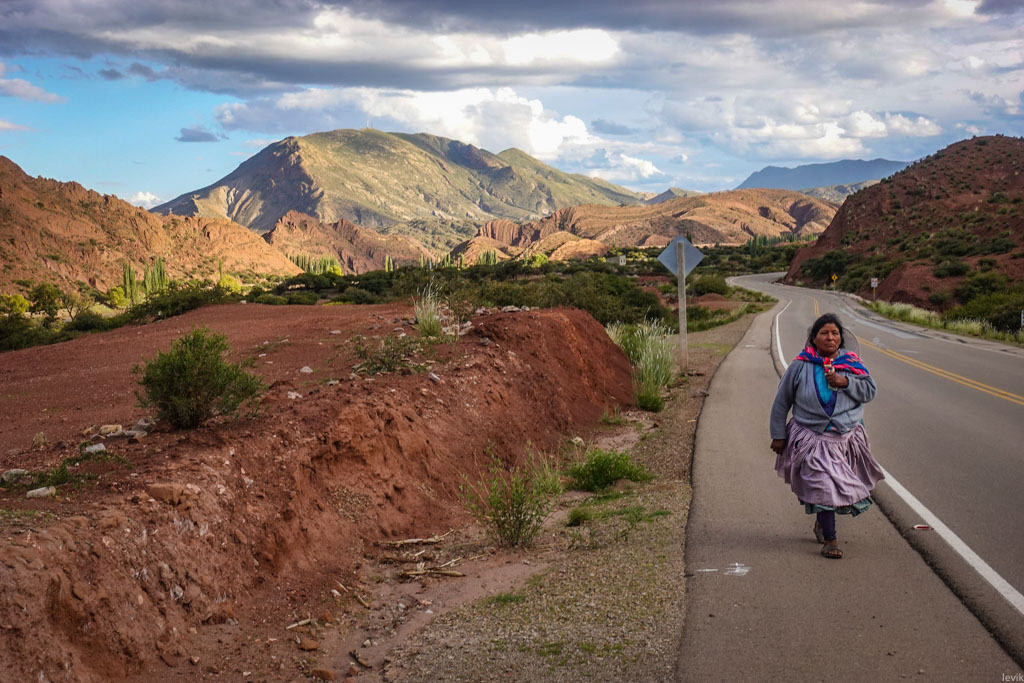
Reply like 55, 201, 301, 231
676, 279, 1022, 681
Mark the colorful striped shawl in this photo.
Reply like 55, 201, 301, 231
794, 345, 869, 415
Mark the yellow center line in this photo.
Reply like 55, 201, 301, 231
859, 338, 1024, 407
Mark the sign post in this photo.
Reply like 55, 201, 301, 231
657, 236, 705, 373
831, 273, 838, 290
871, 277, 878, 300
677, 241, 687, 370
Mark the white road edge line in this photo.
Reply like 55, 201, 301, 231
775, 295, 1024, 617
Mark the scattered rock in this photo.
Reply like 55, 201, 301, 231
479, 337, 491, 347
26, 486, 56, 499
330, 330, 342, 335
571, 436, 584, 447
83, 443, 107, 455
99, 424, 123, 435
297, 638, 320, 651
327, 380, 340, 386
428, 372, 441, 384
300, 366, 314, 374
1, 469, 29, 484
287, 391, 303, 400
311, 669, 336, 681
147, 482, 185, 506
501, 305, 521, 313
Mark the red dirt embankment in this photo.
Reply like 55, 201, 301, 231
0, 303, 632, 682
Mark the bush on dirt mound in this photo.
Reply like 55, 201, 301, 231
133, 326, 266, 429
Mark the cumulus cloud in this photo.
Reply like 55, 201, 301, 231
0, 118, 31, 131
966, 90, 1021, 116
0, 62, 64, 102
98, 68, 124, 80
175, 126, 220, 142
883, 113, 943, 135
129, 191, 161, 208
843, 111, 889, 138
584, 151, 665, 184
220, 86, 596, 160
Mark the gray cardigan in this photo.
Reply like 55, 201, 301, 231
770, 359, 877, 440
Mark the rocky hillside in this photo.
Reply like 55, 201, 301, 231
153, 129, 642, 248
264, 211, 435, 274
800, 180, 880, 204
644, 187, 703, 205
786, 135, 1024, 309
737, 158, 909, 190
451, 188, 836, 261
0, 157, 300, 294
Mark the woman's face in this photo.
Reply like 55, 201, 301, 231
813, 323, 842, 357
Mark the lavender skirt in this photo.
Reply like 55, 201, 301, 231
775, 421, 884, 515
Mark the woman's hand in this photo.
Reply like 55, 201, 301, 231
826, 369, 849, 389
770, 439, 786, 455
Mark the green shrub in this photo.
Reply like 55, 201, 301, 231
127, 282, 231, 321
106, 286, 129, 309
332, 286, 381, 305
607, 320, 675, 411
933, 260, 969, 278
0, 293, 30, 316
689, 274, 730, 296
414, 282, 443, 337
65, 309, 112, 332
566, 449, 652, 492
351, 334, 425, 374
285, 291, 318, 305
461, 454, 562, 547
254, 293, 288, 305
133, 327, 266, 429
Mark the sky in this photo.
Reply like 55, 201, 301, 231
0, 0, 1022, 209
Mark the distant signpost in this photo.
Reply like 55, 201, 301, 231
832, 273, 838, 289
871, 277, 879, 300
658, 236, 705, 370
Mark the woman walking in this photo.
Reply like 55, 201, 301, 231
770, 313, 884, 559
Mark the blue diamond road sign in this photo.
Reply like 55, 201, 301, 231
657, 236, 704, 278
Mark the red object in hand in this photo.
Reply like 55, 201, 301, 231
824, 358, 833, 374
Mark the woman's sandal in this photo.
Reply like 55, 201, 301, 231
813, 521, 825, 544
820, 543, 843, 559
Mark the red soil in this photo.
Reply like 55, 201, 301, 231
0, 303, 632, 682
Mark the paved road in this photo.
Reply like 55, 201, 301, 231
676, 282, 1022, 680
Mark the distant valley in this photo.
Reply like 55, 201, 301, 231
452, 189, 836, 263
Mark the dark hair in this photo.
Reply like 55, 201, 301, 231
807, 313, 846, 349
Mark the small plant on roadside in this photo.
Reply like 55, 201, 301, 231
461, 451, 563, 548
566, 448, 652, 492
133, 326, 266, 429
351, 334, 425, 374
414, 281, 444, 337
609, 320, 675, 412
599, 407, 628, 426
483, 592, 527, 607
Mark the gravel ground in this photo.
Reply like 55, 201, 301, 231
378, 313, 759, 683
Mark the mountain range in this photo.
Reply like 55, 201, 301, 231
154, 129, 642, 250
736, 159, 911, 191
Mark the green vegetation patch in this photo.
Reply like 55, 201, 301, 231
566, 449, 652, 492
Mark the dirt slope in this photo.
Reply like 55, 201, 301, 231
0, 157, 300, 294
0, 303, 632, 682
